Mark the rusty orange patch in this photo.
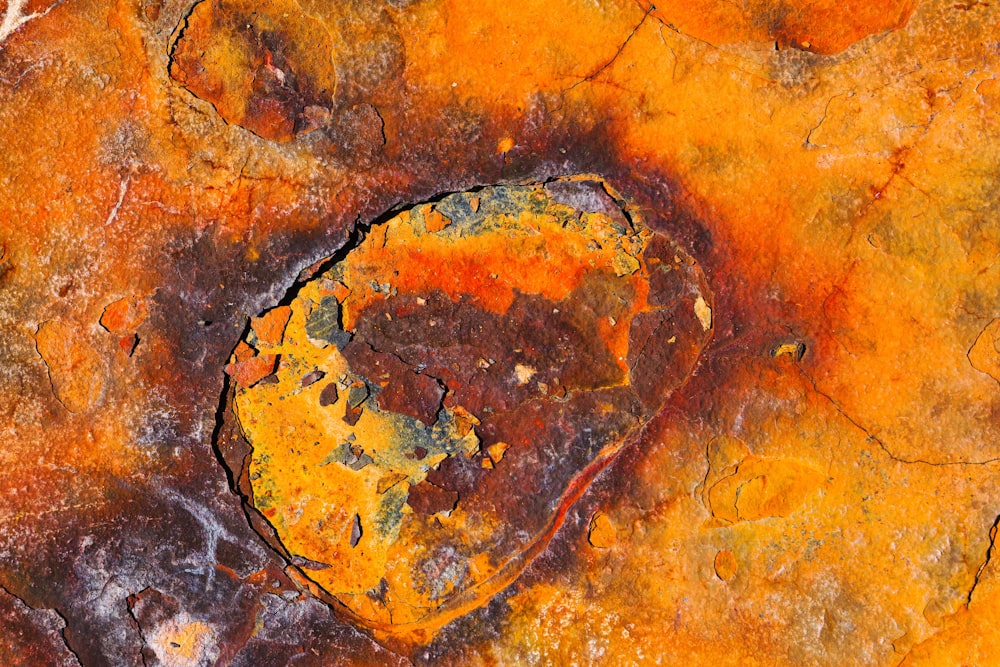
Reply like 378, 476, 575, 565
648, 0, 917, 54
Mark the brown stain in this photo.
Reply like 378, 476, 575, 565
168, 0, 338, 142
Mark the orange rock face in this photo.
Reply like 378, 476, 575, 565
1, 0, 999, 663
649, 0, 918, 54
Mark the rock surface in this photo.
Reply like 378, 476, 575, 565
1, 0, 999, 663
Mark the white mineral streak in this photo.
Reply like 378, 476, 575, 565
694, 295, 712, 331
0, 0, 59, 49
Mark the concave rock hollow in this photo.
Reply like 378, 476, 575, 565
217, 175, 713, 647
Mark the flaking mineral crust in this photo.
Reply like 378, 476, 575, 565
218, 176, 713, 645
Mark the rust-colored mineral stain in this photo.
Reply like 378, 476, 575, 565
648, 0, 917, 54
219, 177, 713, 646
168, 0, 338, 142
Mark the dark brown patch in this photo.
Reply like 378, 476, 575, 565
342, 341, 444, 426
301, 369, 325, 388
351, 289, 625, 418
319, 382, 339, 406
627, 302, 705, 412
407, 481, 460, 516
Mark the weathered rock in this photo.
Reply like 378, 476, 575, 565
219, 177, 713, 646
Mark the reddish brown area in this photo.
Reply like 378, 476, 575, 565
352, 288, 630, 418
342, 341, 446, 426
168, 0, 337, 141
318, 382, 340, 406
407, 481, 460, 516
0, 587, 77, 667
225, 353, 277, 388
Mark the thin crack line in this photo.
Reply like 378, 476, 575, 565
796, 366, 1000, 467
562, 4, 654, 97
126, 590, 151, 667
0, 582, 84, 666
804, 92, 847, 148
50, 607, 85, 667
967, 513, 1000, 606
105, 177, 131, 227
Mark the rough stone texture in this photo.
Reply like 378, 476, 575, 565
1, 0, 999, 663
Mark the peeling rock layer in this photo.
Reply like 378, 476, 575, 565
220, 177, 712, 646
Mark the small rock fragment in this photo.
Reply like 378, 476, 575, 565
318, 382, 339, 406
612, 251, 640, 276
694, 295, 712, 331
344, 403, 363, 426
486, 442, 510, 465
301, 369, 325, 388
514, 364, 536, 386
347, 382, 369, 408
450, 405, 480, 436
350, 514, 363, 547
424, 208, 451, 233
291, 555, 333, 571
587, 512, 616, 549
252, 305, 292, 345
331, 443, 373, 471
100, 297, 147, 333
118, 333, 138, 356
225, 353, 278, 388
231, 341, 255, 363
772, 341, 806, 362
